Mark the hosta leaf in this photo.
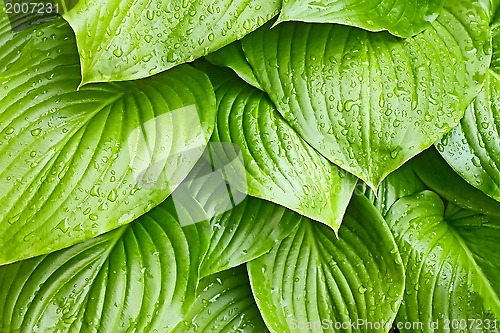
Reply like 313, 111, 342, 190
241, 0, 491, 189
248, 195, 405, 333
200, 196, 302, 278
0, 16, 216, 264
205, 42, 263, 90
412, 148, 500, 218
277, 0, 444, 38
172, 265, 269, 333
0, 6, 36, 71
62, 0, 280, 84
387, 191, 500, 332
208, 68, 357, 230
0, 199, 209, 332
489, 1, 500, 25
166, 149, 302, 278
367, 163, 426, 216
437, 75, 500, 198
438, 14, 500, 202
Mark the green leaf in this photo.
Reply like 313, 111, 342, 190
241, 0, 491, 189
0, 199, 208, 332
436, 9, 500, 202
494, 28, 500, 74
386, 191, 500, 332
172, 265, 269, 333
62, 0, 280, 85
437, 71, 500, 203
411, 148, 500, 217
368, 163, 426, 216
163, 148, 303, 278
248, 195, 405, 333
0, 16, 216, 264
276, 0, 444, 38
200, 197, 303, 278
208, 67, 357, 230
205, 41, 263, 90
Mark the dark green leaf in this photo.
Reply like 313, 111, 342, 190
172, 265, 269, 333
201, 197, 302, 278
412, 148, 500, 217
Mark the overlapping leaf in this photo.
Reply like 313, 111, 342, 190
200, 196, 302, 277
0, 199, 208, 332
172, 265, 269, 333
162, 150, 304, 278
415, 147, 500, 218
248, 195, 405, 333
438, 13, 500, 202
366, 163, 426, 216
0, 14, 216, 264
277, 0, 444, 38
62, 0, 280, 84
241, 0, 491, 189
205, 42, 263, 90
208, 68, 357, 230
493, 10, 500, 72
387, 191, 500, 332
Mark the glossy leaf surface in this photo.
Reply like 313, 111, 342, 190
241, 0, 491, 189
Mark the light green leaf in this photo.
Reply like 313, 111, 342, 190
386, 191, 500, 332
208, 67, 357, 230
172, 265, 269, 333
0, 199, 209, 333
0, 16, 216, 264
205, 42, 263, 90
241, 0, 491, 189
248, 195, 405, 333
62, 0, 280, 85
276, 0, 444, 38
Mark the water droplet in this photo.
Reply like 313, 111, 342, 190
144, 34, 153, 43
108, 189, 118, 202
8, 213, 20, 225
113, 47, 124, 57
390, 146, 402, 159
343, 100, 354, 111
55, 218, 69, 233
89, 213, 98, 221
5, 127, 14, 135
31, 128, 42, 136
